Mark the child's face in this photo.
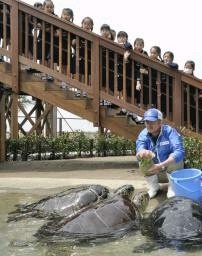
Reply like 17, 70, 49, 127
44, 2, 54, 14
150, 48, 159, 60
61, 11, 72, 22
34, 3, 43, 9
134, 41, 144, 52
101, 29, 111, 39
117, 36, 127, 45
184, 63, 193, 75
82, 19, 93, 31
163, 53, 173, 64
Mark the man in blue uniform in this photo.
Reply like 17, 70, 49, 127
136, 108, 185, 198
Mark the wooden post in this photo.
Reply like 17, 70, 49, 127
10, 93, 18, 139
173, 72, 182, 127
10, 0, 19, 93
36, 99, 42, 135
51, 106, 57, 136
59, 118, 62, 136
157, 71, 161, 109
98, 126, 104, 134
0, 94, 6, 161
91, 38, 100, 126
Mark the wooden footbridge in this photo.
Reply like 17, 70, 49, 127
0, 0, 201, 161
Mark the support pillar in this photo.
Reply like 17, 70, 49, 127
0, 94, 6, 161
10, 93, 18, 139
36, 99, 42, 135
51, 106, 57, 137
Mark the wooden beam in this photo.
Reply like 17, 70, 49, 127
0, 94, 6, 161
35, 99, 43, 135
51, 106, 57, 136
173, 72, 182, 126
10, 93, 18, 139
0, 70, 12, 86
18, 101, 35, 126
27, 103, 52, 135
91, 37, 100, 126
20, 103, 38, 127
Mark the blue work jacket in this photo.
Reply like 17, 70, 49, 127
136, 125, 185, 164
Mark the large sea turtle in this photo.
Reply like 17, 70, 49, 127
35, 185, 149, 241
7, 184, 109, 222
133, 196, 202, 252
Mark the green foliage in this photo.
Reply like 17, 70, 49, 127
57, 133, 72, 158
19, 95, 33, 105
30, 135, 48, 160
95, 133, 109, 156
139, 158, 154, 175
107, 134, 134, 156
95, 133, 134, 157
19, 136, 31, 161
184, 136, 202, 169
69, 131, 93, 157
6, 132, 201, 166
6, 132, 134, 161
7, 138, 19, 161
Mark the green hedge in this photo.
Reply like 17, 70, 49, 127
184, 136, 202, 169
6, 132, 202, 169
6, 132, 134, 161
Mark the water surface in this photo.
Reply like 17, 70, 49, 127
0, 189, 201, 256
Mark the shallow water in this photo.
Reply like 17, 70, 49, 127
0, 189, 201, 256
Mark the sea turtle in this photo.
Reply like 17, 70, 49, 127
133, 196, 202, 253
7, 184, 109, 222
35, 185, 150, 241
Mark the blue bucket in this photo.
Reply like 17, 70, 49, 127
169, 168, 202, 202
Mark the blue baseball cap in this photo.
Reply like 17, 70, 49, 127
143, 108, 163, 121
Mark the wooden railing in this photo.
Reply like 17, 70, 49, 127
0, 0, 201, 134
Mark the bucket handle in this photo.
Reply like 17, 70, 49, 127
174, 179, 201, 193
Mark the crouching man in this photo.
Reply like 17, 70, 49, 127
136, 108, 185, 198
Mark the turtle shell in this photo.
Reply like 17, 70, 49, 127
36, 194, 142, 240
7, 184, 109, 222
146, 196, 202, 243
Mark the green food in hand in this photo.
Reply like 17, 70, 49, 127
139, 158, 154, 175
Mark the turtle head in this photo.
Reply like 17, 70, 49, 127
132, 191, 150, 214
114, 184, 135, 199
90, 185, 109, 199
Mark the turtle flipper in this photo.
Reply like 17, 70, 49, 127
133, 241, 164, 253
7, 210, 36, 222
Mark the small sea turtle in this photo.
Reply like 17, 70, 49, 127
35, 185, 149, 240
133, 196, 202, 253
7, 184, 109, 222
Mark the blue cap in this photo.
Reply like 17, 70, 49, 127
143, 108, 163, 121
